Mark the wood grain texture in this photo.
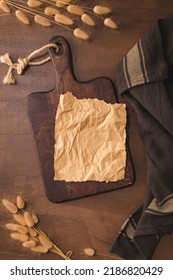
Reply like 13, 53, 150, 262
0, 0, 173, 260
27, 36, 134, 202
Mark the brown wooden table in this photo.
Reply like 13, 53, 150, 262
0, 0, 173, 260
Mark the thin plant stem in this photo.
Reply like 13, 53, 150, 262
96, 252, 124, 260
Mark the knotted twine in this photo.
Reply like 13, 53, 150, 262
0, 43, 59, 84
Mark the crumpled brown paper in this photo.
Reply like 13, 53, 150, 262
54, 92, 127, 182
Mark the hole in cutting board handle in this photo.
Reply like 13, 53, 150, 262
49, 36, 69, 58
52, 42, 64, 56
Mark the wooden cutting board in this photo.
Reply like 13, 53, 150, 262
27, 36, 134, 202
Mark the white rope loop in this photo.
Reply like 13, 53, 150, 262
0, 43, 58, 84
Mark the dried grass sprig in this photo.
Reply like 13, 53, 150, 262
2, 197, 72, 260
15, 9, 30, 24
22, 240, 36, 248
73, 28, 89, 40
54, 13, 73, 25
16, 196, 25, 209
81, 13, 95, 27
10, 232, 29, 242
44, 6, 59, 16
24, 211, 35, 227
4, 0, 75, 32
28, 227, 38, 237
56, 0, 73, 8
83, 247, 124, 260
0, 0, 10, 12
38, 234, 53, 249
31, 245, 48, 253
32, 213, 39, 224
93, 5, 111, 15
2, 199, 18, 213
34, 14, 51, 26
27, 0, 43, 8
67, 4, 84, 16
104, 17, 118, 30
13, 214, 27, 225
5, 223, 28, 234
0, 0, 118, 41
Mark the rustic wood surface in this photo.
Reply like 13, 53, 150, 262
0, 0, 173, 260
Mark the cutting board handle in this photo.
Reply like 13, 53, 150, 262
49, 36, 75, 88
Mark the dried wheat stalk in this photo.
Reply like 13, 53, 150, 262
0, 0, 118, 41
2, 196, 72, 259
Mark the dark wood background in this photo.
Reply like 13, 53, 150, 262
0, 0, 173, 260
